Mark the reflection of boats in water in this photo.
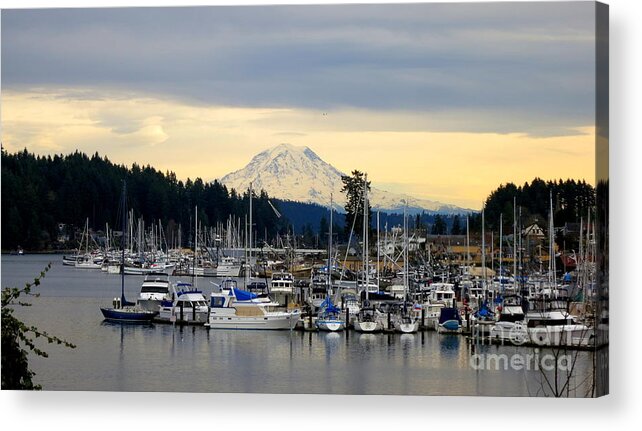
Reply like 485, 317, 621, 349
439, 332, 461, 353
358, 333, 377, 347
322, 331, 341, 350
400, 333, 416, 346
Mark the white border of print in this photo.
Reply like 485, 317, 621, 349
1, 1, 640, 431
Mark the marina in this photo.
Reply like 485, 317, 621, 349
2, 253, 599, 396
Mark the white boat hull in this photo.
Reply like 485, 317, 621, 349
75, 262, 102, 269
395, 321, 419, 333
107, 265, 122, 274
207, 312, 300, 330
354, 320, 379, 333
316, 320, 344, 332
216, 265, 241, 277
490, 322, 529, 345
527, 325, 594, 347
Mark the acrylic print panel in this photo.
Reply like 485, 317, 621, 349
0, 1, 608, 397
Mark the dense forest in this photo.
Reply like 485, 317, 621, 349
1, 148, 284, 250
471, 178, 595, 233
2, 148, 595, 251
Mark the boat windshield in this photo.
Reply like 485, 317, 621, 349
141, 286, 169, 293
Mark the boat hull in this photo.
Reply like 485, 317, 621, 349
438, 320, 462, 333
490, 322, 529, 345
206, 312, 300, 330
216, 266, 241, 277
75, 262, 102, 269
316, 320, 345, 332
100, 307, 157, 323
527, 325, 594, 347
395, 321, 419, 333
354, 320, 379, 333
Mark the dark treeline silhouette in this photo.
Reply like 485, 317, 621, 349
2, 148, 594, 251
1, 148, 284, 250
472, 177, 595, 233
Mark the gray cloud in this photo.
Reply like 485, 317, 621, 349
1, 3, 597, 136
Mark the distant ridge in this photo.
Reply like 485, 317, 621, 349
219, 144, 473, 214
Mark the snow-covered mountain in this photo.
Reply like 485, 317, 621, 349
219, 144, 471, 214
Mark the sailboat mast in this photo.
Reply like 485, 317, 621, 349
513, 197, 517, 286
482, 209, 486, 293
85, 218, 89, 255
548, 190, 557, 289
364, 174, 369, 301
194, 205, 198, 287
403, 201, 408, 302
328, 193, 333, 295
249, 182, 253, 281
377, 209, 380, 291
466, 216, 470, 271
499, 213, 503, 294
120, 181, 128, 304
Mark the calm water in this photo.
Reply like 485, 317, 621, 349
2, 255, 595, 396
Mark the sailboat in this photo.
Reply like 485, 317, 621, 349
393, 202, 419, 333
315, 192, 345, 332
520, 191, 593, 347
100, 181, 158, 323
74, 218, 102, 269
354, 175, 380, 333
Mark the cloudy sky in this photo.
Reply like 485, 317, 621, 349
1, 2, 597, 209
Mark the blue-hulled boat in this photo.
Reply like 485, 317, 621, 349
100, 302, 158, 323
99, 181, 158, 324
438, 307, 462, 333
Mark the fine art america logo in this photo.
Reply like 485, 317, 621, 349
468, 325, 573, 371
470, 349, 573, 371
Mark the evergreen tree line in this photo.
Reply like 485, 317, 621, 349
473, 177, 595, 233
1, 148, 284, 250
1, 148, 595, 251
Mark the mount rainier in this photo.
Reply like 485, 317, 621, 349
219, 144, 471, 214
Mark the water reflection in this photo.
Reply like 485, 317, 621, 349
439, 334, 461, 353
358, 333, 377, 349
322, 332, 341, 353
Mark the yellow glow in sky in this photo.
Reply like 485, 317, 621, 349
1, 89, 595, 210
